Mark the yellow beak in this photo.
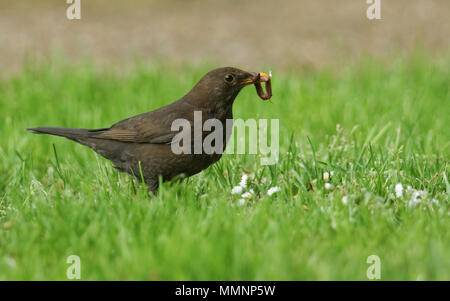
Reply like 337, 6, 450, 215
242, 72, 272, 85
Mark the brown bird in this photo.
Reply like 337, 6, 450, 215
28, 67, 272, 194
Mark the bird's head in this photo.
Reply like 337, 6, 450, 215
184, 67, 272, 109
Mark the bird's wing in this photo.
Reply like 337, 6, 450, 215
91, 102, 193, 144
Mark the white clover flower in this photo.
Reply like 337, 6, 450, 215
238, 199, 246, 206
231, 186, 243, 195
324, 183, 332, 190
47, 167, 54, 175
395, 183, 403, 198
432, 199, 440, 206
413, 190, 425, 201
330, 171, 334, 176
267, 186, 281, 196
241, 191, 254, 199
239, 174, 249, 188
323, 172, 330, 182
409, 190, 426, 207
342, 196, 348, 205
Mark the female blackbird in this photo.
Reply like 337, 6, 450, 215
28, 67, 272, 194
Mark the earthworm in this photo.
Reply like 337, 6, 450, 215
253, 73, 272, 100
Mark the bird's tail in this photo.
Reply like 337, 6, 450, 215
27, 127, 108, 141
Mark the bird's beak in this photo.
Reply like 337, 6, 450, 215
241, 72, 271, 85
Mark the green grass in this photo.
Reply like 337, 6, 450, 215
0, 55, 449, 280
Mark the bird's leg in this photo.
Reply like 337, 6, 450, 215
147, 180, 159, 196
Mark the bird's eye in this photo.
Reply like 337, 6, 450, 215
224, 74, 235, 83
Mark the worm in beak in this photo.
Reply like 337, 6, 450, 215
250, 72, 272, 100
